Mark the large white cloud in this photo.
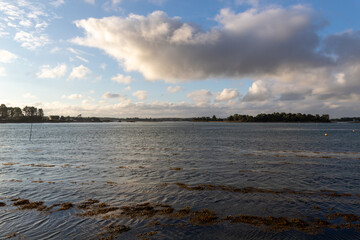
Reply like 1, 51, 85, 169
36, 64, 67, 79
215, 88, 239, 102
72, 6, 329, 82
132, 90, 147, 100
70, 6, 360, 116
0, 49, 18, 63
243, 80, 273, 102
187, 89, 213, 106
69, 65, 91, 79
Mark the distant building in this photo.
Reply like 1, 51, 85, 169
49, 115, 60, 121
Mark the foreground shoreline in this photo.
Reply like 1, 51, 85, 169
1, 122, 359, 239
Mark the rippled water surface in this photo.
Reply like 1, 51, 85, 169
0, 122, 359, 239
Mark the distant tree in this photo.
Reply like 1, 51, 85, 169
226, 112, 330, 123
321, 114, 330, 122
12, 107, 23, 120
7, 107, 15, 119
227, 115, 234, 121
38, 108, 44, 118
0, 104, 8, 119
23, 106, 38, 117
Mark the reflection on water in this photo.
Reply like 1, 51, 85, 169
0, 122, 359, 239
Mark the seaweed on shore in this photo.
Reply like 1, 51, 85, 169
189, 209, 218, 224
80, 202, 119, 217
136, 231, 158, 238
120, 202, 174, 218
2, 162, 19, 166
6, 232, 19, 239
6, 196, 360, 236
325, 213, 359, 222
22, 164, 56, 168
13, 199, 46, 210
175, 183, 357, 198
99, 224, 131, 240
57, 202, 74, 211
221, 215, 333, 234
106, 181, 117, 186
78, 199, 99, 209
169, 167, 182, 171
9, 179, 22, 182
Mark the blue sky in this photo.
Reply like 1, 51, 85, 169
0, 0, 359, 118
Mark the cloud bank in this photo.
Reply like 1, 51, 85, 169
71, 6, 360, 116
72, 6, 330, 82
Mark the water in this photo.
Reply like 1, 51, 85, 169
0, 122, 359, 239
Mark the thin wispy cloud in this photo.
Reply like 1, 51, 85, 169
23, 93, 37, 99
235, 0, 260, 7
111, 74, 133, 84
84, 0, 95, 5
0, 66, 6, 77
76, 56, 89, 63
167, 86, 181, 93
102, 92, 121, 99
14, 31, 50, 50
62, 94, 84, 99
50, 0, 65, 8
0, 0, 52, 50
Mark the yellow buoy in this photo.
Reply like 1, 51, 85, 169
325, 133, 328, 136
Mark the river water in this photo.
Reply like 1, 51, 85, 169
0, 122, 359, 239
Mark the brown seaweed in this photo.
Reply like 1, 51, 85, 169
175, 183, 356, 198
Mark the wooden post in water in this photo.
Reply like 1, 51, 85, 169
29, 122, 33, 141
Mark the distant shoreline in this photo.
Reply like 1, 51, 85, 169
1, 104, 359, 123
1, 119, 358, 124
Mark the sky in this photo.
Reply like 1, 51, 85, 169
0, 0, 359, 118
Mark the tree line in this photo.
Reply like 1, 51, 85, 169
0, 104, 44, 122
193, 112, 330, 122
